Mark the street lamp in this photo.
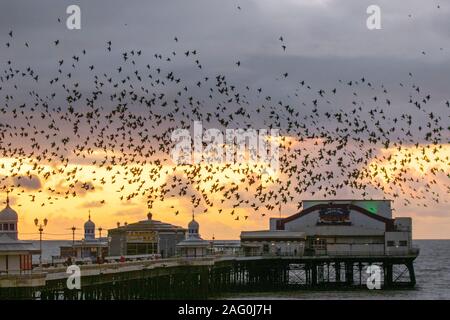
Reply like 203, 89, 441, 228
96, 227, 104, 260
34, 218, 48, 268
71, 226, 77, 258
210, 234, 215, 256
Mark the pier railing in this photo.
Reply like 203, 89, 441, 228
0, 269, 44, 276
39, 248, 421, 271
235, 248, 420, 258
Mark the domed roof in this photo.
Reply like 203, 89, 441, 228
0, 204, 18, 221
188, 218, 199, 230
84, 214, 95, 229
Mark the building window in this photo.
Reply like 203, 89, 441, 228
126, 242, 158, 255
3, 223, 8, 231
20, 255, 32, 271
263, 244, 269, 253
0, 224, 2, 230
312, 239, 327, 250
9, 224, 14, 231
387, 241, 395, 247
399, 241, 407, 247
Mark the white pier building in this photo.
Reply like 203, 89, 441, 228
241, 199, 416, 257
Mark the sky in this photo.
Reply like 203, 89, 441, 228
0, 0, 449, 240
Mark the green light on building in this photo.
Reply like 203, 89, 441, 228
361, 201, 378, 214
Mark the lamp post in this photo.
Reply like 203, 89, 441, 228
210, 234, 215, 256
71, 226, 77, 258
97, 227, 103, 259
34, 218, 48, 268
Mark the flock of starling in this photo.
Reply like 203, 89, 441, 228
0, 8, 448, 222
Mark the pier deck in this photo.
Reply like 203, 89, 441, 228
0, 253, 418, 299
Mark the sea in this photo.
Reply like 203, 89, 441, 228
30, 239, 450, 300
29, 240, 71, 264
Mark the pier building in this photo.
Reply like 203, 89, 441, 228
176, 215, 209, 257
261, 199, 415, 256
210, 240, 241, 255
0, 196, 39, 274
59, 214, 108, 261
240, 231, 306, 256
108, 213, 186, 258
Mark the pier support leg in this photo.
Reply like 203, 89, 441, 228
311, 263, 317, 286
407, 262, 416, 286
335, 262, 341, 283
345, 262, 354, 285
327, 263, 330, 283
384, 262, 393, 287
358, 263, 362, 286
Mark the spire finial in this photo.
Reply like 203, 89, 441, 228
88, 209, 91, 220
192, 209, 195, 221
6, 190, 9, 206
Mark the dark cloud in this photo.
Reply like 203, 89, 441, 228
2, 0, 450, 88
0, 0, 448, 214
12, 174, 42, 190
1, 0, 449, 130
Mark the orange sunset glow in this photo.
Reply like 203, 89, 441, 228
1, 140, 448, 241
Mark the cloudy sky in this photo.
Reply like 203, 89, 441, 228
0, 0, 448, 239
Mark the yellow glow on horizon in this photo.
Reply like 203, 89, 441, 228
0, 141, 448, 241
0, 156, 278, 241
368, 144, 449, 183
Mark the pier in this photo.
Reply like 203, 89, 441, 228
0, 251, 418, 300
0, 199, 420, 299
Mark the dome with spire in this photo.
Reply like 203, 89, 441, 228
84, 213, 96, 240
0, 205, 18, 221
187, 214, 200, 238
84, 216, 95, 229
176, 214, 209, 257
0, 193, 19, 240
188, 218, 199, 232
0, 193, 18, 221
